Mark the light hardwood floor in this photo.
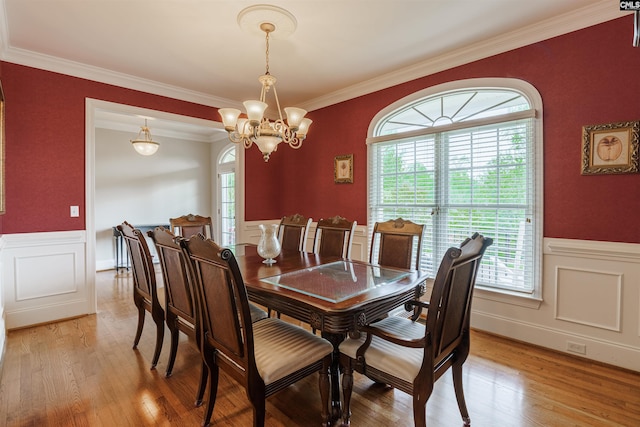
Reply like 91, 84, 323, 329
0, 268, 639, 426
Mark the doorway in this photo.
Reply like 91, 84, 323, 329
85, 98, 240, 313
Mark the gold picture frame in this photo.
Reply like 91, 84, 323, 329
581, 121, 640, 175
334, 154, 353, 183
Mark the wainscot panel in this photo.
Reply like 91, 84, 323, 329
2, 231, 88, 329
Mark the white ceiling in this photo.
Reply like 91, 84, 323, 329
0, 1, 628, 140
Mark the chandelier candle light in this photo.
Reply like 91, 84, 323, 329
218, 6, 312, 162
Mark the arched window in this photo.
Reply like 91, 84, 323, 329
217, 145, 236, 246
368, 79, 542, 296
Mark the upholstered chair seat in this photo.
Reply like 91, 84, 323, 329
253, 318, 333, 385
339, 316, 427, 383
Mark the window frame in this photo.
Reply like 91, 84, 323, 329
217, 144, 237, 246
367, 78, 543, 303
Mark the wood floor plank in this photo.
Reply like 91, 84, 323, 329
0, 268, 638, 426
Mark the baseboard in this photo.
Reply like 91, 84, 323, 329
6, 299, 89, 330
472, 310, 640, 372
0, 333, 5, 385
0, 320, 5, 383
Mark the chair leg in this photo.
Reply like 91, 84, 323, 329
133, 305, 145, 349
412, 378, 432, 427
341, 362, 354, 426
202, 356, 219, 427
150, 314, 165, 369
165, 314, 179, 377
412, 393, 428, 427
319, 357, 331, 427
251, 394, 266, 427
452, 363, 470, 426
195, 360, 208, 407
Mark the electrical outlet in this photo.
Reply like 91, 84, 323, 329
70, 205, 79, 217
567, 341, 586, 354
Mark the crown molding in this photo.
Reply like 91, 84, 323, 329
299, 2, 628, 112
0, 1, 629, 113
0, 45, 243, 110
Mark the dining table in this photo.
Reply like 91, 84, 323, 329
231, 244, 428, 420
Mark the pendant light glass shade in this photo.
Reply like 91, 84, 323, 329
130, 119, 159, 156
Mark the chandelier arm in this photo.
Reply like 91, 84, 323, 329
279, 122, 292, 143
260, 83, 268, 103
252, 123, 261, 140
287, 137, 304, 149
272, 85, 284, 122
227, 131, 254, 149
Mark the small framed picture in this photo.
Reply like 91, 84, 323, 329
334, 154, 353, 183
581, 121, 640, 175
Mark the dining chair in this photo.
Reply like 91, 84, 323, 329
369, 217, 425, 271
146, 226, 207, 407
339, 232, 493, 427
180, 234, 334, 427
278, 213, 312, 252
117, 221, 165, 369
170, 213, 214, 239
369, 218, 426, 320
312, 215, 357, 259
270, 213, 313, 318
149, 227, 269, 403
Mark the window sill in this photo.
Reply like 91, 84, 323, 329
474, 285, 542, 309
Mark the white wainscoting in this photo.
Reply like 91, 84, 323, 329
0, 242, 5, 368
1, 226, 638, 372
1, 231, 90, 329
472, 237, 640, 372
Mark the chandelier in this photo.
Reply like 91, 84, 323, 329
218, 10, 312, 162
130, 119, 159, 156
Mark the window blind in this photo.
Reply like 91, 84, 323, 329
369, 117, 536, 293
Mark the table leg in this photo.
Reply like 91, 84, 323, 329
322, 332, 345, 421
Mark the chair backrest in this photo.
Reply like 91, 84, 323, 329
170, 214, 214, 239
369, 218, 425, 270
180, 234, 257, 377
312, 215, 357, 258
147, 226, 196, 326
117, 221, 162, 309
278, 213, 312, 252
425, 233, 492, 368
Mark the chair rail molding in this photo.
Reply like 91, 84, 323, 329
545, 237, 640, 262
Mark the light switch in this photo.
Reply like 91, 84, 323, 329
70, 205, 79, 217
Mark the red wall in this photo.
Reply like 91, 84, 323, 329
2, 16, 640, 243
0, 63, 216, 234
245, 16, 640, 243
